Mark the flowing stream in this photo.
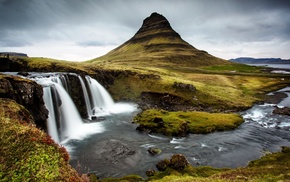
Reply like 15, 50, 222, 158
66, 88, 290, 178
3, 72, 290, 178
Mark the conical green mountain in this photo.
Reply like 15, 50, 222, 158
91, 12, 229, 68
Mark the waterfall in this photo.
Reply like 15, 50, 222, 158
33, 74, 112, 143
53, 83, 83, 139
78, 75, 92, 119
85, 76, 114, 116
43, 86, 60, 143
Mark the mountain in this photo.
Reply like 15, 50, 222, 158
230, 57, 290, 64
90, 12, 230, 68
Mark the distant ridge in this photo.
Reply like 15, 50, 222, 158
230, 57, 290, 64
91, 12, 230, 68
0, 52, 28, 57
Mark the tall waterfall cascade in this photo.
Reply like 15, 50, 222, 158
32, 73, 137, 143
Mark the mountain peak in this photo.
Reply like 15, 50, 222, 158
132, 12, 181, 41
141, 12, 171, 30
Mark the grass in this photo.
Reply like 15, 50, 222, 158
0, 98, 85, 181
106, 66, 290, 111
202, 64, 262, 73
134, 109, 244, 136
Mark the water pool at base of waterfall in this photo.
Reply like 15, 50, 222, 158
65, 103, 290, 178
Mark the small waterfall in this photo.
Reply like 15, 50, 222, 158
43, 86, 60, 143
78, 75, 93, 119
53, 83, 83, 139
85, 76, 114, 116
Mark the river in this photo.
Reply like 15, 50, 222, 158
3, 72, 290, 178
66, 88, 290, 178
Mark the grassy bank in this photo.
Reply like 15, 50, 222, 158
0, 98, 86, 181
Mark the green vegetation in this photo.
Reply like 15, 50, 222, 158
107, 67, 290, 110
134, 109, 244, 136
0, 98, 85, 181
202, 63, 262, 73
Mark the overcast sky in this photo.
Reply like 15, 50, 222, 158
1, 0, 290, 61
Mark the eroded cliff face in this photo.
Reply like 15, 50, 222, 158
0, 74, 48, 130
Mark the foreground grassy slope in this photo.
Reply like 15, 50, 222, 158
0, 98, 86, 181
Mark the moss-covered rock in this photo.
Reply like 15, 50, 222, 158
134, 109, 244, 136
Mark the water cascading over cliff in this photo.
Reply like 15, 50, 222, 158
34, 73, 118, 143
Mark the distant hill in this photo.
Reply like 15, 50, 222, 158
230, 57, 290, 64
90, 12, 230, 68
0, 52, 28, 57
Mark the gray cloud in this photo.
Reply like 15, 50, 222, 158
0, 0, 289, 60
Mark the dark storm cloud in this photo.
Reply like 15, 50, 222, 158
0, 0, 289, 59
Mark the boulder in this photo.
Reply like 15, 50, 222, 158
145, 169, 155, 177
273, 106, 290, 116
147, 147, 162, 156
156, 159, 170, 171
169, 154, 189, 171
173, 82, 196, 92
156, 154, 189, 171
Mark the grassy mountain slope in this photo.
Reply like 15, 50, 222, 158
89, 13, 230, 69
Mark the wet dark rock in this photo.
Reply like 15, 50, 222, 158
17, 72, 29, 76
169, 154, 189, 171
136, 124, 152, 133
173, 82, 196, 92
139, 91, 198, 111
65, 74, 87, 117
156, 159, 170, 171
145, 169, 155, 177
147, 147, 162, 156
265, 92, 288, 104
273, 106, 290, 116
156, 155, 189, 172
0, 74, 48, 129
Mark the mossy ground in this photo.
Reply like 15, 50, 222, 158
0, 98, 86, 181
134, 109, 244, 136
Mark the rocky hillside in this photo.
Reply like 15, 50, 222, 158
90, 12, 230, 68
